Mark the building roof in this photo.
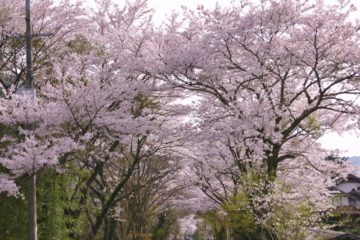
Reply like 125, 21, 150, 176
348, 189, 360, 198
336, 174, 360, 185
347, 174, 360, 183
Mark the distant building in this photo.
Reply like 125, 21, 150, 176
321, 174, 360, 239
331, 174, 360, 212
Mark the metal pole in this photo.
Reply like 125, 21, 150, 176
204, 222, 207, 240
28, 173, 37, 240
25, 0, 37, 239
25, 0, 33, 89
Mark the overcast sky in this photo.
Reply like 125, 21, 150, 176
147, 0, 232, 24
147, 0, 360, 24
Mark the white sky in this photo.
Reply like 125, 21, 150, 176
147, 0, 232, 24
148, 0, 360, 24
319, 132, 360, 157
145, 0, 360, 157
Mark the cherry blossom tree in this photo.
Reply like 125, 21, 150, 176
0, 0, 190, 238
2, 0, 360, 238
156, 0, 360, 237
0, 0, 85, 197
30, 1, 187, 238
0, 0, 84, 94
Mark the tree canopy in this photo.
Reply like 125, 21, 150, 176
0, 0, 360, 239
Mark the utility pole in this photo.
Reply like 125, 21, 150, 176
11, 1, 53, 239
25, 0, 37, 239
204, 222, 207, 240
25, 0, 33, 90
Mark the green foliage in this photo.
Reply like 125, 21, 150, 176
132, 93, 159, 116
265, 201, 316, 240
195, 171, 320, 240
66, 35, 93, 55
325, 208, 360, 236
0, 124, 27, 239
0, 73, 16, 96
194, 214, 227, 240
37, 169, 70, 240
305, 114, 324, 137
225, 193, 257, 235
57, 161, 91, 239
8, 38, 23, 49
0, 123, 19, 148
307, 115, 321, 130
195, 171, 270, 239
151, 208, 180, 240
0, 192, 28, 240
0, 165, 91, 240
